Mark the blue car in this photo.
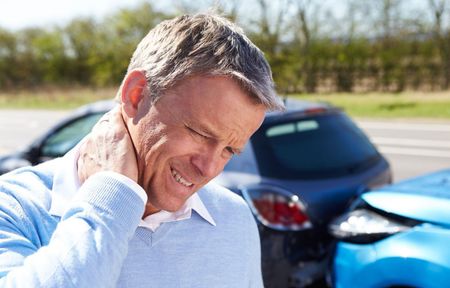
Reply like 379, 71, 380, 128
329, 169, 450, 288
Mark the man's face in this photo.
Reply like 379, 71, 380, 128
127, 75, 266, 214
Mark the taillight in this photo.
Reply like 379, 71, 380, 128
240, 185, 312, 231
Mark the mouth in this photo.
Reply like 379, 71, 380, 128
170, 168, 194, 188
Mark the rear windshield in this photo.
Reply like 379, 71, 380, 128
251, 111, 380, 179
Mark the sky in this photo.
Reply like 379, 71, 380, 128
0, 0, 436, 34
0, 0, 147, 30
0, 0, 341, 32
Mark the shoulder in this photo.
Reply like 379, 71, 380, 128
199, 181, 248, 209
197, 180, 255, 227
197, 181, 261, 265
198, 181, 261, 259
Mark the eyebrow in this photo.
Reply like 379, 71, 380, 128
189, 121, 243, 153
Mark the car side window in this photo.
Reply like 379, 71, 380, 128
41, 113, 105, 158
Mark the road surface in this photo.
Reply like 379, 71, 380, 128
357, 119, 450, 181
0, 110, 69, 154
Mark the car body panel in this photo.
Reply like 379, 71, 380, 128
334, 223, 450, 288
267, 158, 390, 226
362, 169, 450, 226
332, 169, 450, 288
220, 157, 390, 227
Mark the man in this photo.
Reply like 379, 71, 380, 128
0, 14, 283, 287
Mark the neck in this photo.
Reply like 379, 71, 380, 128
143, 204, 161, 218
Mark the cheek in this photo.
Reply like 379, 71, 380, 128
135, 122, 166, 154
142, 129, 191, 162
167, 138, 198, 159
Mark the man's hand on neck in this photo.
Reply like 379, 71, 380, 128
77, 106, 139, 185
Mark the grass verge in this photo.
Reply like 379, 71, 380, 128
0, 87, 117, 110
1, 88, 450, 119
291, 91, 450, 119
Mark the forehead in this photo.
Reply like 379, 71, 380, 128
157, 76, 266, 142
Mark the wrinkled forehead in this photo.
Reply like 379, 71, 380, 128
158, 75, 266, 142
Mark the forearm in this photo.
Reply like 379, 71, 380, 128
0, 172, 146, 288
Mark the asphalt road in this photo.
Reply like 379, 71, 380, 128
0, 110, 449, 181
0, 110, 69, 154
357, 119, 450, 181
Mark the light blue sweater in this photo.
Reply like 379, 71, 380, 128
0, 158, 263, 287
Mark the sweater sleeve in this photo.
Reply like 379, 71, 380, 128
0, 172, 146, 288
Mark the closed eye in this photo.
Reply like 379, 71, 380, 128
225, 147, 235, 155
225, 146, 241, 157
186, 124, 241, 157
186, 125, 209, 139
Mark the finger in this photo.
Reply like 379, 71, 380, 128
92, 106, 120, 132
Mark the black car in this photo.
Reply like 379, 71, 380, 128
0, 100, 111, 174
0, 99, 391, 287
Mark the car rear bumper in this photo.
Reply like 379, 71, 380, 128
288, 257, 329, 287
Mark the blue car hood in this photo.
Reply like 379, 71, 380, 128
362, 169, 450, 226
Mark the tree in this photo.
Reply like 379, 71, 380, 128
291, 0, 324, 92
92, 2, 169, 86
64, 18, 99, 85
0, 28, 17, 88
428, 0, 450, 89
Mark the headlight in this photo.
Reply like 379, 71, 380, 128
329, 208, 413, 244
240, 184, 312, 231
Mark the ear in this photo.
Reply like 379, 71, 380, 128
121, 70, 148, 117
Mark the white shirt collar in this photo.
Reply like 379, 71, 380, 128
49, 145, 216, 231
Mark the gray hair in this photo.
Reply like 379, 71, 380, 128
120, 13, 284, 111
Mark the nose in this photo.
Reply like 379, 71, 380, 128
191, 145, 226, 179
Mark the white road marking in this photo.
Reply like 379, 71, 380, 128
358, 122, 450, 132
358, 121, 450, 159
370, 137, 450, 149
377, 146, 450, 158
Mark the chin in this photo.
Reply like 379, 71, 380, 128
147, 195, 185, 213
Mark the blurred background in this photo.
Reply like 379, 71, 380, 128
0, 0, 449, 180
2, 0, 450, 96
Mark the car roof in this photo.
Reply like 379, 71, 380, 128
277, 98, 333, 112
264, 98, 338, 124
72, 99, 116, 115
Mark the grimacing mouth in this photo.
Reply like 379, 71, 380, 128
170, 168, 194, 187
